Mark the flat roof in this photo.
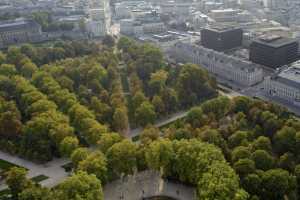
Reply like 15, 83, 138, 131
253, 35, 298, 48
204, 26, 241, 33
0, 20, 39, 32
273, 64, 300, 89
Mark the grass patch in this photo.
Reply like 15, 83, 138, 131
31, 175, 49, 183
0, 159, 20, 171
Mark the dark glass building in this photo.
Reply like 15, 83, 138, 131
250, 35, 299, 69
201, 26, 243, 51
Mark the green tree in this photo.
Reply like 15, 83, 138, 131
54, 171, 103, 200
161, 87, 178, 113
113, 107, 129, 134
186, 106, 207, 128
0, 64, 17, 76
252, 136, 272, 152
261, 169, 296, 200
241, 173, 262, 196
140, 126, 160, 145
0, 51, 6, 65
177, 64, 216, 106
5, 167, 32, 200
274, 126, 296, 154
97, 133, 122, 153
173, 139, 225, 184
294, 164, 300, 196
149, 70, 168, 94
131, 91, 147, 112
151, 95, 165, 115
199, 129, 226, 150
145, 139, 174, 174
233, 159, 256, 177
78, 151, 107, 182
59, 136, 79, 157
198, 161, 246, 200
251, 150, 274, 171
259, 111, 281, 137
135, 101, 156, 127
106, 140, 138, 176
231, 96, 252, 114
20, 62, 38, 78
201, 96, 231, 119
231, 146, 252, 163
71, 147, 89, 168
278, 152, 296, 171
228, 131, 249, 149
19, 186, 51, 200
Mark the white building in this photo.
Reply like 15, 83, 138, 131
209, 9, 240, 22
120, 19, 134, 35
173, 42, 264, 87
263, 63, 300, 106
143, 22, 166, 34
86, 20, 107, 37
115, 3, 132, 19
86, 1, 111, 37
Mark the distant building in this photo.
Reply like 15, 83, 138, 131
201, 26, 243, 51
115, 3, 131, 19
209, 9, 240, 22
173, 42, 264, 87
250, 35, 299, 69
86, 6, 110, 37
0, 19, 43, 48
120, 11, 166, 37
86, 20, 108, 37
263, 62, 300, 106
120, 19, 135, 35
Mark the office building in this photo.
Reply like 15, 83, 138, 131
201, 26, 243, 51
250, 35, 299, 69
173, 42, 264, 87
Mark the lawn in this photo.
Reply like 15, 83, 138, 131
31, 175, 49, 183
0, 159, 20, 171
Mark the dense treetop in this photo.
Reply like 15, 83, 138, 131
1, 38, 300, 200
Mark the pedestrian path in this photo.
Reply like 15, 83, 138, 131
0, 151, 69, 189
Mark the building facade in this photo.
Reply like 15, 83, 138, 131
250, 35, 299, 69
173, 42, 264, 87
263, 63, 300, 106
0, 19, 43, 48
201, 27, 243, 51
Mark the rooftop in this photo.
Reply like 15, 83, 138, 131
0, 19, 40, 32
205, 25, 241, 33
273, 64, 300, 89
253, 35, 298, 48
210, 8, 239, 13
